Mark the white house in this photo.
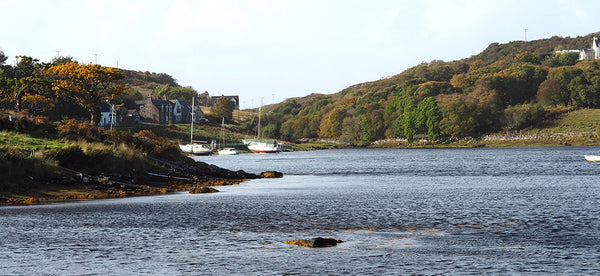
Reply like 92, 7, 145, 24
579, 37, 600, 60
98, 102, 117, 128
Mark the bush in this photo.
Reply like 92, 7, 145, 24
58, 119, 104, 141
133, 130, 180, 159
45, 146, 86, 168
107, 130, 134, 145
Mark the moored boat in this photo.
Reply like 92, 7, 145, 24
180, 97, 213, 156
244, 99, 281, 153
243, 138, 281, 153
584, 155, 600, 162
218, 147, 240, 155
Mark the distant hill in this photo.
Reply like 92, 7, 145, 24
470, 32, 600, 63
118, 69, 179, 97
257, 32, 600, 144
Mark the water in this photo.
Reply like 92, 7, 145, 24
2, 147, 600, 274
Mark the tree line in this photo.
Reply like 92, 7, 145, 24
255, 33, 600, 144
0, 53, 126, 123
0, 51, 236, 124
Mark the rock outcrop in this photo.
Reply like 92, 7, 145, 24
260, 171, 284, 178
188, 187, 219, 194
285, 237, 343, 248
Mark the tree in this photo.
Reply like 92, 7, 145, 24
0, 50, 7, 65
167, 86, 198, 104
318, 107, 346, 138
536, 78, 564, 106
198, 91, 210, 106
51, 56, 78, 65
557, 52, 579, 66
46, 62, 126, 123
436, 93, 495, 138
211, 96, 234, 122
0, 56, 54, 114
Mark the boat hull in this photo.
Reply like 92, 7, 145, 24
180, 144, 212, 155
247, 145, 280, 154
584, 155, 600, 162
218, 148, 240, 155
243, 138, 281, 154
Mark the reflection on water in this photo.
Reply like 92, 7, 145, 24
1, 147, 600, 274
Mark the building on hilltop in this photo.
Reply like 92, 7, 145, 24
579, 37, 600, 60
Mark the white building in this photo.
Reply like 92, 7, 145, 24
579, 37, 600, 60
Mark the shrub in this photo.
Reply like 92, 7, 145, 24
107, 130, 134, 145
133, 130, 180, 159
58, 119, 104, 141
45, 145, 86, 168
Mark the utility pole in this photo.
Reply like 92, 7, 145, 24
94, 53, 98, 64
56, 50, 60, 57
524, 28, 528, 42
116, 60, 119, 68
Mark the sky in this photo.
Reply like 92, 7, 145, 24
2, 0, 600, 109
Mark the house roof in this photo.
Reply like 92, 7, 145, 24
172, 99, 192, 115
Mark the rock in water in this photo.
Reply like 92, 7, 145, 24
285, 237, 343, 248
189, 187, 219, 194
308, 237, 342, 247
260, 171, 283, 178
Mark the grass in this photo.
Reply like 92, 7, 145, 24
520, 108, 600, 135
0, 131, 66, 153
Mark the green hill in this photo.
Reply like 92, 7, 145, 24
255, 32, 600, 146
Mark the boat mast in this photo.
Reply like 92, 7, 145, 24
257, 97, 262, 139
190, 96, 194, 144
221, 117, 225, 148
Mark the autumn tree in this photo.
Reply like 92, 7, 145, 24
436, 93, 496, 138
536, 78, 564, 106
0, 56, 54, 114
45, 62, 126, 123
318, 107, 346, 138
211, 96, 234, 122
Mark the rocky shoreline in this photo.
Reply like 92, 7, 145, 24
0, 157, 283, 206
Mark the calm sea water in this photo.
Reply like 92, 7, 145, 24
2, 147, 600, 275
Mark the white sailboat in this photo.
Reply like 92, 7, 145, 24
242, 99, 281, 153
179, 97, 212, 155
217, 117, 239, 155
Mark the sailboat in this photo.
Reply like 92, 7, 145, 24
217, 117, 239, 155
242, 99, 281, 153
179, 97, 212, 155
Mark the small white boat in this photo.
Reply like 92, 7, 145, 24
192, 144, 213, 155
179, 143, 212, 155
179, 144, 193, 154
244, 99, 281, 154
216, 118, 239, 155
584, 155, 600, 162
179, 97, 213, 156
218, 147, 239, 155
243, 138, 281, 153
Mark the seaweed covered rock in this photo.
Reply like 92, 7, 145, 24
260, 171, 283, 178
285, 237, 343, 248
189, 187, 219, 194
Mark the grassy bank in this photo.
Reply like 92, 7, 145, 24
0, 118, 268, 206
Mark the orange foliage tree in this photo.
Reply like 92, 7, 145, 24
45, 62, 126, 123
0, 56, 54, 114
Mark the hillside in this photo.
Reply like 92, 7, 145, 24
253, 32, 600, 145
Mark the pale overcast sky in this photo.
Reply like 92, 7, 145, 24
1, 0, 599, 108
